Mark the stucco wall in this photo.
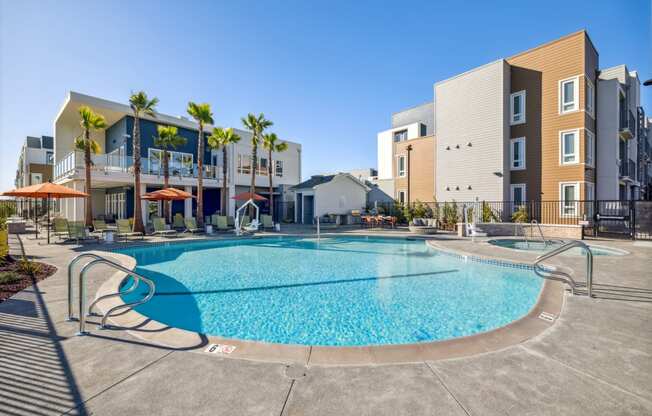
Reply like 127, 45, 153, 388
314, 176, 367, 217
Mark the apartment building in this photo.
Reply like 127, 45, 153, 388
53, 92, 302, 223
377, 30, 649, 212
14, 135, 54, 188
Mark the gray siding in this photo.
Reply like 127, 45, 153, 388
391, 102, 434, 136
434, 60, 510, 202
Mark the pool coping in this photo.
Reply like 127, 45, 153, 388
92, 235, 565, 366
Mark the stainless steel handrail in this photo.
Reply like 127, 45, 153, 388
531, 220, 548, 246
534, 240, 593, 297
67, 253, 107, 321
69, 255, 156, 335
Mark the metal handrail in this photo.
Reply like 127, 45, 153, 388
68, 253, 156, 335
531, 220, 549, 246
534, 240, 593, 297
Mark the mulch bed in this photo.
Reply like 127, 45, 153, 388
0, 256, 57, 302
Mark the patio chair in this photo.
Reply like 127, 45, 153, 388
172, 213, 185, 230
53, 218, 69, 241
67, 221, 98, 244
227, 216, 235, 227
261, 215, 274, 230
152, 217, 177, 238
215, 215, 229, 231
116, 219, 144, 241
184, 217, 204, 234
92, 219, 116, 234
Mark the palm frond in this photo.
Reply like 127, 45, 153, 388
130, 91, 158, 117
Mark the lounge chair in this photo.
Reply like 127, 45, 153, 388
53, 218, 69, 241
215, 215, 229, 231
116, 219, 144, 241
67, 221, 98, 243
261, 215, 274, 230
184, 217, 204, 234
227, 216, 235, 227
172, 213, 185, 230
152, 218, 177, 238
92, 219, 116, 235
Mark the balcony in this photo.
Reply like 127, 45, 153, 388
54, 151, 223, 182
619, 108, 635, 140
619, 158, 636, 181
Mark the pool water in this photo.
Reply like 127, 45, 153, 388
488, 239, 628, 256
118, 237, 543, 346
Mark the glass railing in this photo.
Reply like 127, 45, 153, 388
55, 151, 222, 180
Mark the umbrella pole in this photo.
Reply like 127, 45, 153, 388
34, 199, 38, 239
47, 195, 51, 244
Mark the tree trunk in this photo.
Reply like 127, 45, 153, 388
132, 114, 145, 233
249, 137, 257, 217
196, 125, 204, 227
163, 149, 170, 223
222, 146, 228, 215
84, 130, 93, 227
268, 148, 274, 222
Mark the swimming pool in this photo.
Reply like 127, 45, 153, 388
117, 237, 543, 346
488, 239, 628, 256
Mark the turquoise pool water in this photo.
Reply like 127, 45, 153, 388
118, 237, 543, 346
488, 239, 628, 256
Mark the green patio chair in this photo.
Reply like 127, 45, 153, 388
53, 218, 69, 241
116, 219, 144, 241
261, 215, 274, 230
172, 213, 185, 230
215, 215, 228, 231
227, 216, 235, 227
151, 217, 177, 238
184, 217, 203, 233
67, 221, 97, 244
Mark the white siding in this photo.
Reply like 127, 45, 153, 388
313, 176, 367, 217
377, 122, 422, 180
434, 59, 510, 201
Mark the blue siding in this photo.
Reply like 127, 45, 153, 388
105, 117, 129, 154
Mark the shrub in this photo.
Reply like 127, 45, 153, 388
17, 259, 41, 277
0, 271, 21, 285
482, 201, 499, 223
412, 200, 427, 219
511, 206, 529, 223
442, 201, 459, 228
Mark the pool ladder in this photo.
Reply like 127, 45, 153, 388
521, 220, 551, 248
67, 253, 156, 335
533, 240, 594, 297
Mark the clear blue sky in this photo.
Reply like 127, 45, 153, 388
1, 0, 650, 191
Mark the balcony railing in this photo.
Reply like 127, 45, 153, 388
619, 158, 636, 180
619, 108, 635, 139
54, 151, 223, 181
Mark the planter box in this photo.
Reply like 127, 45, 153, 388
457, 222, 583, 239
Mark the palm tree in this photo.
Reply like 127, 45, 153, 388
262, 133, 288, 221
129, 91, 159, 233
241, 113, 273, 215
154, 125, 187, 222
75, 106, 107, 227
207, 127, 241, 215
187, 102, 214, 227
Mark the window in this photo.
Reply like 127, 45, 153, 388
586, 80, 595, 117
46, 151, 54, 165
397, 155, 406, 177
105, 192, 126, 219
30, 173, 43, 185
559, 77, 579, 113
586, 182, 594, 201
148, 148, 193, 175
275, 160, 283, 177
393, 130, 408, 142
560, 129, 579, 164
585, 130, 595, 167
510, 184, 526, 212
258, 157, 268, 176
397, 190, 406, 205
510, 137, 526, 170
237, 154, 251, 174
560, 182, 579, 216
510, 90, 526, 125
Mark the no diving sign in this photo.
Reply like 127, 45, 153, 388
205, 343, 236, 355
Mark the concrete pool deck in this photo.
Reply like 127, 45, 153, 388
1, 227, 651, 415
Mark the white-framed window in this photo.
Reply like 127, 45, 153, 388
586, 79, 595, 117
510, 90, 526, 125
275, 160, 283, 177
237, 154, 251, 174
397, 155, 406, 177
30, 173, 43, 185
148, 148, 193, 175
46, 151, 54, 165
397, 190, 406, 205
585, 130, 595, 167
393, 130, 408, 142
585, 182, 595, 201
560, 182, 579, 216
559, 76, 579, 113
510, 137, 526, 170
258, 157, 268, 176
510, 183, 526, 212
560, 129, 580, 165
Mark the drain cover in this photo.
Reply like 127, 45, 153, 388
539, 312, 556, 322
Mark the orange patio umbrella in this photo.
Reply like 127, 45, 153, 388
231, 192, 267, 201
2, 182, 89, 244
142, 188, 195, 201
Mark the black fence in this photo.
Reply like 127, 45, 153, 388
0, 199, 54, 220
368, 200, 652, 240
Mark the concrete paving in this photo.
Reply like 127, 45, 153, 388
0, 228, 650, 415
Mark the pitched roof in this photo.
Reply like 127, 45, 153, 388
291, 175, 335, 190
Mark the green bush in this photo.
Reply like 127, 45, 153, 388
17, 259, 41, 277
482, 201, 499, 223
511, 206, 529, 223
442, 201, 459, 228
0, 271, 21, 285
